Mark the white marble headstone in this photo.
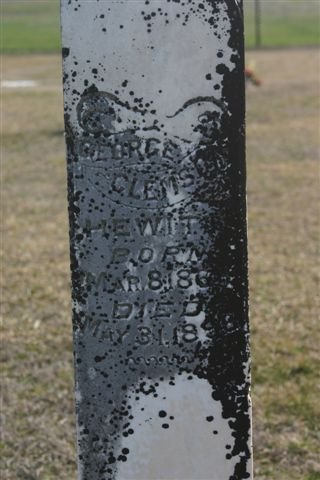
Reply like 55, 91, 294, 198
61, 1, 252, 479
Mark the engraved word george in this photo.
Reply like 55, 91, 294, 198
75, 91, 224, 209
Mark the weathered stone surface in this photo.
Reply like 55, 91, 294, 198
61, 1, 252, 479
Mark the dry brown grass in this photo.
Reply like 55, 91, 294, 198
246, 48, 320, 480
1, 48, 320, 479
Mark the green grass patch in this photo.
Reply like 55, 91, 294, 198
307, 473, 320, 480
1, 0, 61, 54
245, 12, 320, 48
0, 0, 319, 53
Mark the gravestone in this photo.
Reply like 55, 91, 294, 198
61, 1, 252, 479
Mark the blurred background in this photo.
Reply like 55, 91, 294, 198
1, 0, 320, 52
1, 1, 319, 479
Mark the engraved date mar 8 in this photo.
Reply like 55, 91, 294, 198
85, 268, 210, 293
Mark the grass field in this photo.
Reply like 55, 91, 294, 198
1, 1, 61, 54
244, 0, 320, 47
1, 47, 320, 479
0, 0, 319, 53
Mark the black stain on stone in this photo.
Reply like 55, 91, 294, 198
62, 47, 70, 58
216, 63, 230, 75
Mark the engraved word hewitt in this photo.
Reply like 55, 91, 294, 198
61, 1, 252, 479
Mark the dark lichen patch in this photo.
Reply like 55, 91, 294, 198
62, 47, 70, 58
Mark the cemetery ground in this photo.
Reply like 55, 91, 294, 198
1, 47, 319, 480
